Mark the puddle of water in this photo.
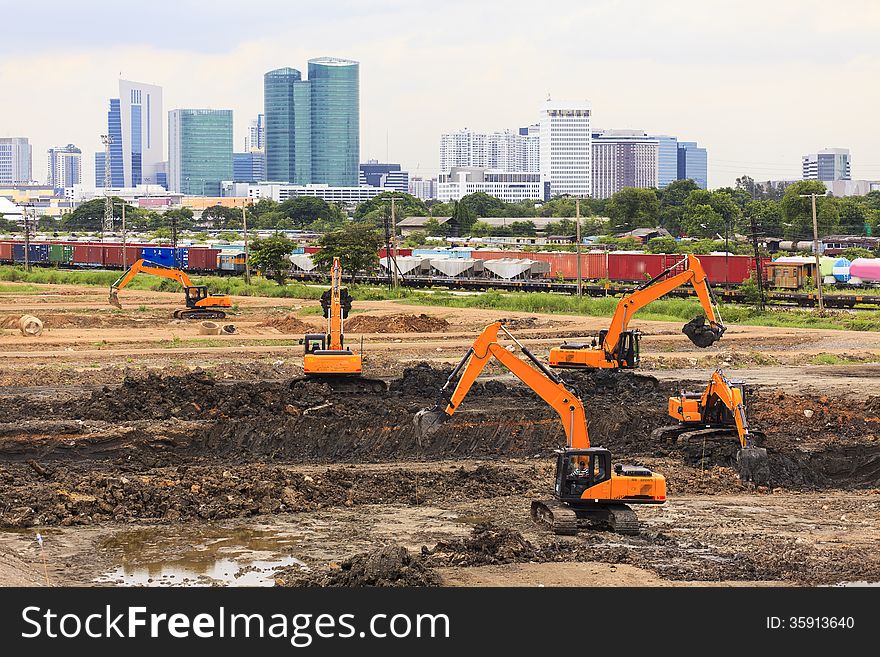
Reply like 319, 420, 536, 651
93, 523, 308, 587
95, 555, 305, 587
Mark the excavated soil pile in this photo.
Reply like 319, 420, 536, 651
345, 314, 449, 333
257, 315, 314, 333
279, 546, 440, 587
0, 463, 536, 527
424, 523, 538, 566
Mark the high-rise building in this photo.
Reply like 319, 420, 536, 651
539, 99, 591, 197
409, 177, 437, 201
439, 129, 539, 174
591, 130, 659, 200
168, 109, 233, 196
308, 57, 359, 186
652, 135, 679, 189
802, 148, 851, 181
518, 124, 540, 173
246, 114, 265, 151
264, 67, 311, 184
47, 144, 82, 190
0, 137, 32, 185
677, 141, 708, 189
233, 151, 267, 183
119, 80, 164, 186
359, 160, 408, 192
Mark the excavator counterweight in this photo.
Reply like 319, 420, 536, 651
550, 254, 725, 370
415, 321, 666, 535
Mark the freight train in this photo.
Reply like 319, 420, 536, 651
4, 238, 880, 290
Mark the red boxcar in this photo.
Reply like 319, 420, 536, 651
304, 246, 321, 254
187, 247, 221, 271
608, 253, 668, 282
378, 247, 412, 258
72, 244, 106, 266
0, 242, 12, 262
691, 254, 753, 285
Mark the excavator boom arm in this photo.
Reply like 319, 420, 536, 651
705, 370, 753, 448
603, 255, 723, 355
328, 258, 343, 350
109, 259, 195, 308
429, 322, 590, 448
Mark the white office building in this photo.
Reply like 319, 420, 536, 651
246, 114, 265, 151
591, 130, 659, 199
439, 129, 540, 174
409, 177, 437, 200
802, 148, 851, 181
436, 168, 545, 203
539, 99, 591, 197
0, 137, 32, 185
119, 79, 164, 187
221, 181, 387, 205
47, 144, 83, 191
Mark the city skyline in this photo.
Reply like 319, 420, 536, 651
2, 0, 879, 189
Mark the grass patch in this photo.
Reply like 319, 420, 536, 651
808, 354, 871, 366
0, 283, 42, 294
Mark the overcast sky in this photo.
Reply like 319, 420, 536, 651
2, 0, 879, 189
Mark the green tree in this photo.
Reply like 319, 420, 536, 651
780, 181, 838, 240
646, 236, 678, 253
202, 205, 242, 230
470, 221, 491, 237
681, 204, 724, 238
427, 200, 454, 216
61, 197, 131, 231
509, 220, 537, 236
504, 199, 539, 217
544, 219, 577, 235
539, 196, 580, 218
0, 214, 19, 233
451, 200, 476, 234
402, 230, 427, 247
841, 247, 875, 260
353, 191, 427, 221
681, 190, 742, 238
657, 179, 699, 235
278, 196, 333, 228
37, 215, 60, 232
424, 217, 450, 237
744, 199, 783, 237
249, 235, 298, 285
312, 223, 382, 279
162, 207, 195, 230
459, 192, 507, 217
837, 197, 871, 235
605, 187, 660, 233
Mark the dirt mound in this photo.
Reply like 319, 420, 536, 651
280, 546, 440, 587
389, 362, 452, 395
345, 313, 449, 333
425, 523, 537, 566
258, 315, 313, 333
0, 313, 152, 329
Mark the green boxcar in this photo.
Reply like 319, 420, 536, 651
48, 244, 73, 264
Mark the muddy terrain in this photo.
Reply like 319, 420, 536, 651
0, 281, 878, 587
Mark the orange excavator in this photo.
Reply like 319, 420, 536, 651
652, 369, 769, 483
415, 321, 666, 535
549, 254, 726, 370
301, 257, 386, 392
109, 259, 232, 319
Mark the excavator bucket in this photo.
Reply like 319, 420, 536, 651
737, 446, 770, 486
108, 289, 122, 309
682, 315, 724, 348
413, 408, 448, 438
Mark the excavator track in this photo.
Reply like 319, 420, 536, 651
573, 504, 641, 535
530, 499, 578, 536
173, 309, 227, 320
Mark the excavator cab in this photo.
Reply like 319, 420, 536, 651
184, 286, 210, 307
555, 448, 612, 500
603, 329, 640, 368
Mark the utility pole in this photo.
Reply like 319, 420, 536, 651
575, 198, 582, 298
100, 135, 114, 234
391, 195, 399, 289
23, 204, 32, 272
121, 202, 127, 270
381, 211, 393, 291
749, 215, 766, 311
170, 212, 179, 267
242, 202, 251, 285
799, 192, 824, 312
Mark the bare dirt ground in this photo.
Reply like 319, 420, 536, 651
0, 281, 878, 587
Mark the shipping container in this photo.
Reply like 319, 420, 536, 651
141, 247, 175, 268
13, 243, 25, 262
304, 246, 321, 254
28, 244, 50, 264
187, 247, 220, 272
378, 247, 413, 259
0, 242, 12, 262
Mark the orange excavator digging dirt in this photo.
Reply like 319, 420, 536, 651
549, 254, 726, 371
109, 259, 232, 320
414, 321, 666, 535
301, 257, 386, 393
652, 369, 770, 484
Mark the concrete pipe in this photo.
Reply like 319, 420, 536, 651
199, 321, 221, 335
19, 315, 44, 337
